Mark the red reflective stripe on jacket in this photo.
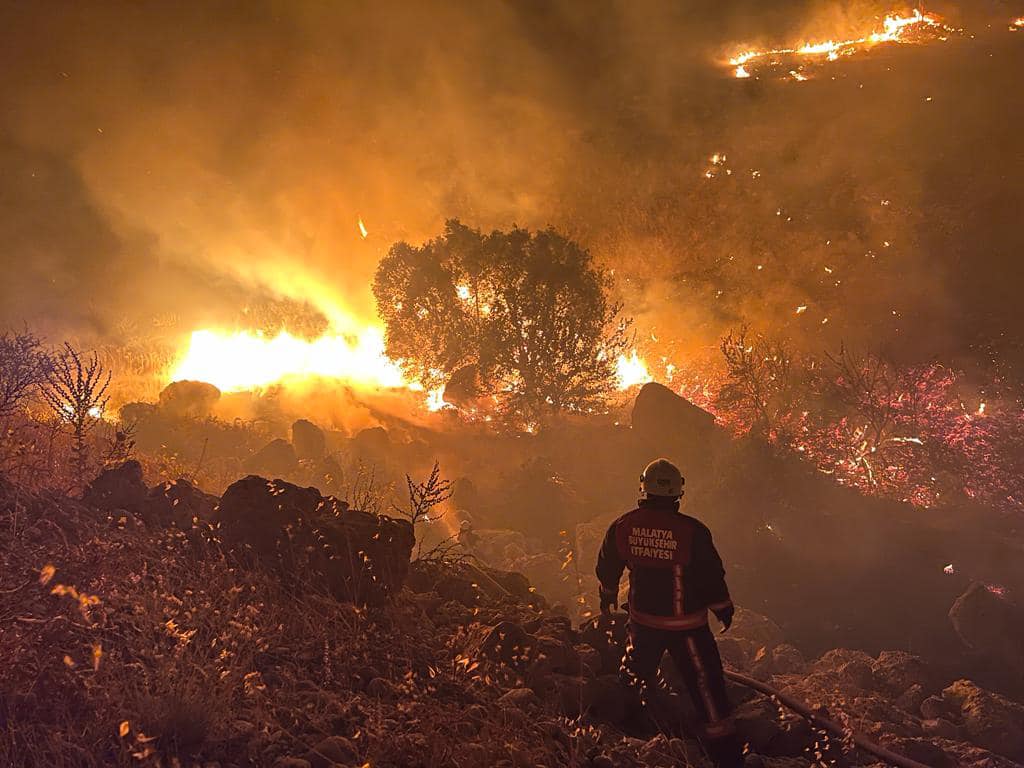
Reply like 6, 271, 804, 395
629, 606, 709, 630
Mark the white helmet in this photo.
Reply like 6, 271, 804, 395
640, 458, 684, 498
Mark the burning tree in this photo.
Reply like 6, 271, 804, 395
41, 343, 112, 483
374, 220, 629, 426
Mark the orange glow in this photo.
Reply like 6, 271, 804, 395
616, 350, 652, 390
169, 327, 407, 392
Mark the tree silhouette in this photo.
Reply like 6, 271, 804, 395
0, 329, 51, 417
41, 343, 112, 484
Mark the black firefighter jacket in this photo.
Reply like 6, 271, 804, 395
596, 497, 733, 630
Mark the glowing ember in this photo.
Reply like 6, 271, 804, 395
357, 218, 369, 238
727, 10, 956, 80
1011, 18, 1024, 31
616, 350, 652, 390
169, 328, 406, 392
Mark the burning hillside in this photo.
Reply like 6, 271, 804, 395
727, 9, 961, 80
2, 1, 1024, 766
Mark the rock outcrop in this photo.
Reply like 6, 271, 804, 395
244, 438, 299, 477
158, 380, 221, 419
216, 475, 414, 605
950, 581, 1024, 689
631, 382, 716, 442
83, 459, 148, 512
291, 419, 326, 460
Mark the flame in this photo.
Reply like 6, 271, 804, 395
1012, 18, 1024, 31
357, 218, 368, 238
727, 9, 954, 79
616, 350, 652, 390
425, 385, 453, 412
169, 327, 407, 392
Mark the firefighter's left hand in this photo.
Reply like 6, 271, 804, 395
714, 604, 734, 633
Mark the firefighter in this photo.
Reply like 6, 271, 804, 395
596, 458, 743, 768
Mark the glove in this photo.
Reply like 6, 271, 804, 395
713, 604, 734, 633
599, 589, 617, 617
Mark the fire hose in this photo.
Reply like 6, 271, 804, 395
724, 669, 932, 768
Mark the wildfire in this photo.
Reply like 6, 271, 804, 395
727, 9, 956, 79
169, 328, 407, 393
616, 350, 652, 390
425, 385, 453, 412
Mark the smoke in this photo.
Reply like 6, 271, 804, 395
1, 0, 1023, 381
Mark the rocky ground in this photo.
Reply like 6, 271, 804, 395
1, 465, 1022, 768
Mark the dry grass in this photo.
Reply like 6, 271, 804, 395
0, 476, 577, 768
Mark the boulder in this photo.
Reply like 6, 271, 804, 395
526, 635, 581, 681
578, 614, 629, 676
872, 650, 935, 696
83, 460, 147, 513
216, 475, 413, 605
158, 380, 221, 419
291, 419, 326, 460
314, 509, 415, 604
352, 426, 390, 458
142, 478, 217, 527
118, 401, 158, 424
950, 581, 1024, 688
729, 607, 786, 651
750, 643, 806, 679
216, 475, 322, 554
733, 697, 810, 757
631, 383, 715, 442
244, 438, 298, 477
943, 679, 1024, 760
475, 621, 536, 670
